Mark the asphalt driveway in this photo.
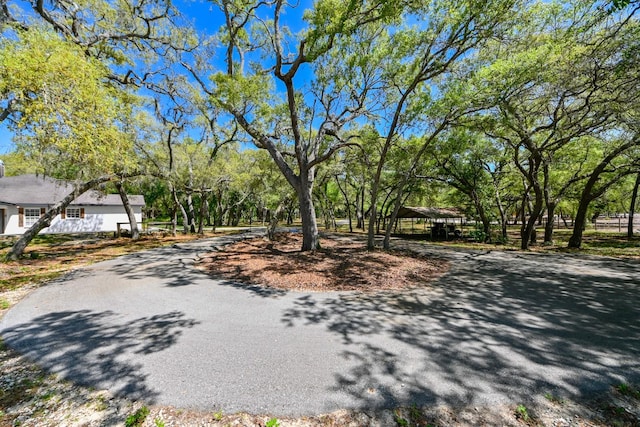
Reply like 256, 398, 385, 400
1, 232, 638, 416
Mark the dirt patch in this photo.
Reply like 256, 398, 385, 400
197, 233, 449, 292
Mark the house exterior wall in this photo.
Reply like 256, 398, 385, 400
0, 204, 143, 235
1, 205, 19, 235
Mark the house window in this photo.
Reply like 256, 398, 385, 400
66, 208, 82, 219
24, 208, 41, 227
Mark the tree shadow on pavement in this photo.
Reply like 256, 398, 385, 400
1, 309, 199, 402
282, 250, 640, 411
101, 233, 289, 297
106, 245, 216, 288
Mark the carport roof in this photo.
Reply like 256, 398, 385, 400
393, 206, 465, 219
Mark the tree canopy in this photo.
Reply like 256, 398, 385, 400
1, 0, 639, 254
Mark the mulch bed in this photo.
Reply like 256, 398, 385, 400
197, 232, 449, 292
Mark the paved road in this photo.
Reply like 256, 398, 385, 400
1, 233, 639, 416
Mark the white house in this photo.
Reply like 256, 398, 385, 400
0, 168, 145, 235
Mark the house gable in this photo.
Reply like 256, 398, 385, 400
0, 175, 145, 235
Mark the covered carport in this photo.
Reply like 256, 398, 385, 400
389, 206, 466, 239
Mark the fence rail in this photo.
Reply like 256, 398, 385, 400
389, 214, 640, 235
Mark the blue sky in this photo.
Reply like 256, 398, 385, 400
0, 126, 11, 154
0, 0, 314, 155
0, 0, 224, 154
177, 0, 226, 33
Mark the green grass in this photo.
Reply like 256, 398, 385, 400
39, 391, 56, 401
0, 232, 234, 294
389, 227, 640, 258
125, 406, 150, 427
616, 383, 640, 399
0, 377, 43, 410
265, 418, 280, 427
544, 392, 564, 404
515, 404, 530, 422
0, 271, 65, 292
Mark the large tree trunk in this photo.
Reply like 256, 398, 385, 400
226, 205, 233, 226
179, 202, 190, 234
569, 196, 591, 249
495, 188, 508, 241
477, 204, 492, 242
231, 205, 242, 226
335, 176, 353, 233
367, 180, 383, 250
522, 201, 543, 249
171, 207, 177, 237
267, 203, 284, 241
569, 175, 630, 248
471, 190, 491, 242
383, 185, 406, 250
355, 187, 364, 230
628, 172, 640, 238
197, 192, 208, 235
115, 181, 140, 240
286, 205, 295, 225
377, 186, 396, 235
168, 183, 178, 236
520, 156, 544, 250
6, 175, 116, 260
568, 138, 639, 248
544, 201, 556, 244
213, 191, 224, 227
298, 178, 320, 251
324, 207, 336, 231
186, 192, 196, 233
172, 189, 189, 234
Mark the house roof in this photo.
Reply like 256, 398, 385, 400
393, 206, 465, 219
0, 174, 145, 207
